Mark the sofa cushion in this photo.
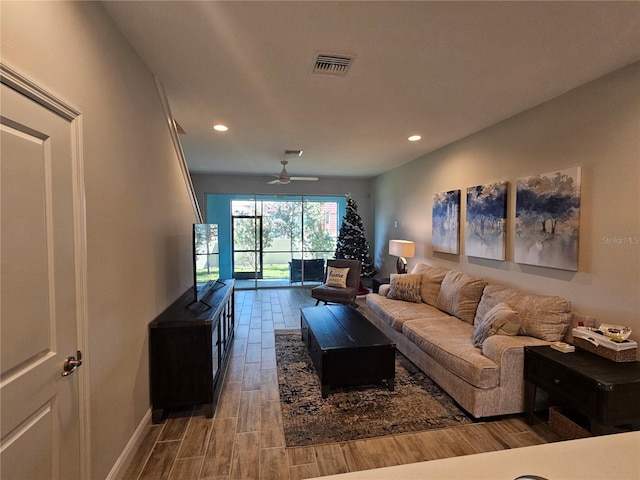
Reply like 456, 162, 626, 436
387, 273, 422, 303
472, 302, 521, 348
436, 271, 487, 324
410, 263, 449, 306
403, 318, 500, 389
474, 285, 571, 342
312, 284, 358, 303
366, 293, 451, 332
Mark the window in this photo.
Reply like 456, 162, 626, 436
205, 194, 345, 289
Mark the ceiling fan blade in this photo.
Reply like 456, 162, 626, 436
268, 160, 314, 184
290, 176, 319, 181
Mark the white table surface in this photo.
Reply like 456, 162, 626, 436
316, 431, 640, 480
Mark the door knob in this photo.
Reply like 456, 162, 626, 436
62, 350, 83, 377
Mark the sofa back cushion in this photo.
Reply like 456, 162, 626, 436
411, 263, 449, 306
436, 271, 487, 324
475, 285, 571, 342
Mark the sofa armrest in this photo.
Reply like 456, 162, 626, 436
482, 334, 550, 367
481, 335, 551, 413
378, 284, 391, 297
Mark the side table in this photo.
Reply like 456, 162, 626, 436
524, 345, 640, 434
372, 277, 390, 294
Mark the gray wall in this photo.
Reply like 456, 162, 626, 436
2, 3, 199, 478
373, 62, 640, 343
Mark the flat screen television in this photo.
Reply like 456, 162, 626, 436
193, 223, 220, 305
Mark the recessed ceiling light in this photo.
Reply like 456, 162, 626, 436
408, 135, 421, 142
213, 124, 229, 132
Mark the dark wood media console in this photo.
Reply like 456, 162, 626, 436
149, 279, 234, 424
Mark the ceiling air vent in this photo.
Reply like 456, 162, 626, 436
312, 54, 354, 77
284, 149, 303, 156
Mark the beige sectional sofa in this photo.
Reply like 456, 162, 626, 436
365, 263, 593, 419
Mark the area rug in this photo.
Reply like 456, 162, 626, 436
275, 330, 472, 447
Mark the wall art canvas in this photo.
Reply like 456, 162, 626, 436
465, 181, 508, 260
515, 167, 581, 271
432, 190, 460, 254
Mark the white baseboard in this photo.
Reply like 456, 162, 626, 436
105, 408, 152, 480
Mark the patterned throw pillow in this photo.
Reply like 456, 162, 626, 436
325, 266, 350, 288
472, 302, 521, 348
386, 273, 423, 303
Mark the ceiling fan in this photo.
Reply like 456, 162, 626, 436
268, 160, 318, 185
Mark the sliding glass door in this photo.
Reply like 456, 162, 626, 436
303, 198, 338, 260
206, 193, 345, 289
232, 215, 263, 279
261, 196, 302, 284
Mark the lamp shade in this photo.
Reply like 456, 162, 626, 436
389, 240, 415, 258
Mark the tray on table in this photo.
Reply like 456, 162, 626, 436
572, 327, 637, 362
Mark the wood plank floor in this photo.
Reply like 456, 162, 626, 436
123, 288, 561, 480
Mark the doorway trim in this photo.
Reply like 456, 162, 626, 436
1, 63, 91, 479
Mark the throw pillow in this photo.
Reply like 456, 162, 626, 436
386, 273, 422, 303
325, 266, 350, 288
472, 302, 521, 348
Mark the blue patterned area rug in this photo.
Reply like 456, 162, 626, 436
275, 330, 472, 447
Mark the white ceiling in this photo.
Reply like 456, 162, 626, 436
103, 1, 640, 179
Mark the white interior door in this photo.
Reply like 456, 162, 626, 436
1, 73, 85, 480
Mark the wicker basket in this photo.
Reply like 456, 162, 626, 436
573, 337, 638, 362
549, 406, 592, 440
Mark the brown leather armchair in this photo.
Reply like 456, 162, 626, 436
311, 259, 362, 306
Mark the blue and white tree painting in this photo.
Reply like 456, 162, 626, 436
432, 190, 460, 254
465, 181, 508, 260
515, 167, 581, 271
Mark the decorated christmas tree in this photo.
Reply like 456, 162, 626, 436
335, 195, 376, 277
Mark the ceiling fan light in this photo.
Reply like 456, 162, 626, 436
267, 159, 317, 184
213, 124, 229, 132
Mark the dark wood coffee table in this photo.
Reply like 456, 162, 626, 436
300, 304, 395, 398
